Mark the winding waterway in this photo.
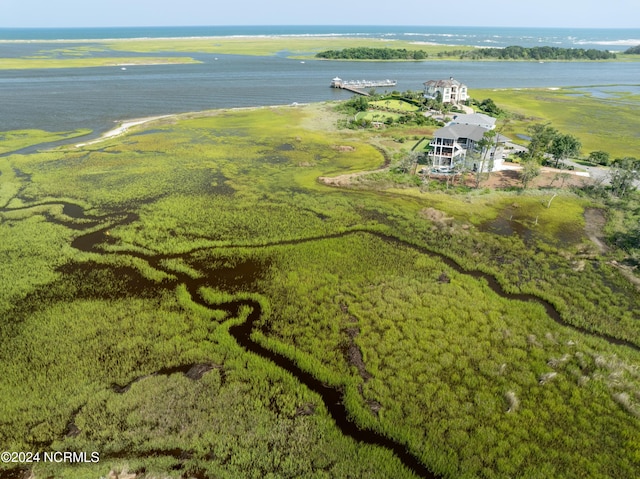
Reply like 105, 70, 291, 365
2, 24, 640, 479
3, 193, 639, 478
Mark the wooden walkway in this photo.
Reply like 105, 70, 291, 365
340, 85, 369, 96
331, 78, 397, 96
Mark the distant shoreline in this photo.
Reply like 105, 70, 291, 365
1, 25, 638, 51
1, 34, 636, 70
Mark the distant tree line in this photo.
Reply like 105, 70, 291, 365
455, 45, 616, 60
624, 45, 640, 54
317, 45, 617, 61
316, 47, 428, 60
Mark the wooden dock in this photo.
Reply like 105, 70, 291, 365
331, 77, 397, 96
340, 85, 370, 96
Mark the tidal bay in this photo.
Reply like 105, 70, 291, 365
1, 52, 639, 134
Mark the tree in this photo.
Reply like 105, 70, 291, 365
549, 133, 581, 168
473, 130, 497, 188
549, 172, 572, 189
609, 157, 640, 198
525, 123, 558, 162
352, 96, 369, 112
413, 50, 427, 60
395, 150, 421, 174
588, 150, 610, 166
520, 159, 541, 189
445, 161, 466, 189
478, 98, 503, 117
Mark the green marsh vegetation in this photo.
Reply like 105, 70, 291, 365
2, 36, 638, 70
103, 37, 476, 60
0, 128, 91, 154
474, 86, 640, 159
0, 37, 472, 68
1, 101, 640, 478
101, 37, 640, 63
0, 56, 201, 69
256, 232, 640, 478
0, 42, 199, 69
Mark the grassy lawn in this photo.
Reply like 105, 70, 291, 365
369, 99, 420, 112
355, 110, 403, 123
1, 102, 639, 479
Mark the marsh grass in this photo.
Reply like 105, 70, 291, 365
104, 36, 476, 60
0, 214, 75, 313
474, 87, 639, 158
2, 103, 640, 479
0, 128, 91, 154
0, 57, 200, 69
255, 232, 640, 478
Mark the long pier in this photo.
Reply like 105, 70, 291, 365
331, 77, 397, 96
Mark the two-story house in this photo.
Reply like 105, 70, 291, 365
423, 77, 468, 104
428, 123, 510, 172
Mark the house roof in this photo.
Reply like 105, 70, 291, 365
452, 113, 496, 128
434, 124, 512, 143
433, 124, 488, 141
423, 78, 466, 88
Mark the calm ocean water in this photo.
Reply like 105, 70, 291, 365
0, 26, 639, 134
2, 25, 640, 49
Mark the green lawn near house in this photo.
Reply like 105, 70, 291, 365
369, 99, 420, 112
355, 110, 404, 123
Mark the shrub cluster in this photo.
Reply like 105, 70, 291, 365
316, 47, 428, 60
455, 45, 617, 60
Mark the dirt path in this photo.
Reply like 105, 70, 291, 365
479, 167, 593, 189
584, 208, 609, 254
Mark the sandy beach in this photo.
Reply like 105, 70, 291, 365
74, 115, 171, 147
